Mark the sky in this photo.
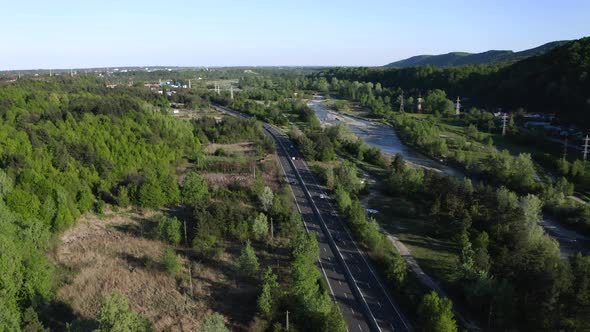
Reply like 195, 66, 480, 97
1, 0, 588, 70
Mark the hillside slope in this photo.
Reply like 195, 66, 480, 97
385, 40, 568, 68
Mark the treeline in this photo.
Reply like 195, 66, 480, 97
313, 37, 590, 126
0, 78, 203, 329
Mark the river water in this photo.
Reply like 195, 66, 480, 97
308, 96, 590, 257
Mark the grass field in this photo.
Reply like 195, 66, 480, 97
367, 194, 461, 287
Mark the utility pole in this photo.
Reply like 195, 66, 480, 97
501, 113, 508, 136
188, 79, 191, 89
270, 217, 274, 240
285, 310, 289, 331
183, 220, 193, 297
583, 135, 590, 162
455, 96, 461, 115
399, 91, 404, 113
563, 135, 567, 161
417, 94, 422, 113
230, 85, 234, 100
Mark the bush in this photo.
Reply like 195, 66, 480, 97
95, 290, 152, 332
161, 248, 181, 275
199, 313, 229, 332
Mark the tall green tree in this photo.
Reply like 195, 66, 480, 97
418, 291, 457, 332
238, 240, 260, 277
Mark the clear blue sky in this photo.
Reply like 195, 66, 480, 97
2, 0, 588, 70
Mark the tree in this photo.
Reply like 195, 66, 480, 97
259, 186, 274, 212
182, 172, 209, 205
252, 213, 269, 241
199, 313, 229, 332
21, 307, 48, 332
384, 253, 407, 287
117, 186, 131, 207
418, 291, 457, 332
95, 290, 152, 332
238, 240, 259, 277
0, 169, 13, 198
138, 176, 166, 208
257, 267, 279, 319
334, 186, 352, 214
334, 161, 361, 193
157, 216, 182, 245
161, 248, 181, 275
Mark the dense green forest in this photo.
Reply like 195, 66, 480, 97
0, 77, 202, 329
320, 37, 590, 126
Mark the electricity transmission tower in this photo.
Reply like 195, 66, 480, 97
399, 91, 404, 112
455, 96, 461, 115
501, 113, 508, 136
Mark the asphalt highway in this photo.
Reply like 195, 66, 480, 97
212, 104, 412, 332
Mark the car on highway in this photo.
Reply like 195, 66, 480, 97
330, 211, 338, 217
319, 194, 325, 199
291, 156, 296, 160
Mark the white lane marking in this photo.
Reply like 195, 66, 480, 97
272, 138, 337, 303
339, 280, 342, 286
270, 128, 386, 332
323, 247, 327, 252
358, 324, 363, 331
351, 308, 355, 315
294, 152, 411, 331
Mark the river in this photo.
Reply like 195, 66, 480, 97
308, 96, 590, 257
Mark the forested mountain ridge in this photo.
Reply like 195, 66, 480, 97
385, 40, 568, 68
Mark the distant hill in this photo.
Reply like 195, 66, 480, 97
385, 41, 569, 68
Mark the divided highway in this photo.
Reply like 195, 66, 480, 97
212, 104, 412, 332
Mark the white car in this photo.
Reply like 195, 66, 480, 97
291, 156, 296, 161
319, 194, 326, 199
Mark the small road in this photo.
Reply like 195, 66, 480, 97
213, 104, 412, 332
541, 214, 590, 257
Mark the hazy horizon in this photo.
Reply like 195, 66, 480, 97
3, 0, 589, 70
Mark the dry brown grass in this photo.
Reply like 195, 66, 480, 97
204, 142, 255, 155
51, 208, 254, 331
